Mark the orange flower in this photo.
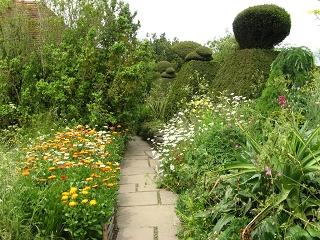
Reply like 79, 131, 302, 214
86, 177, 94, 182
22, 170, 30, 176
48, 175, 56, 179
48, 167, 56, 171
92, 184, 99, 189
107, 183, 114, 187
39, 178, 46, 183
102, 178, 110, 183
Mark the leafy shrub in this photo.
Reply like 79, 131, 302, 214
157, 60, 173, 73
255, 46, 315, 115
165, 60, 220, 120
161, 67, 176, 78
172, 41, 202, 59
232, 4, 291, 49
212, 48, 278, 98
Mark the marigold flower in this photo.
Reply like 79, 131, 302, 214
62, 192, 70, 196
71, 194, 78, 199
89, 200, 97, 206
22, 170, 30, 176
83, 186, 91, 191
69, 201, 77, 207
86, 177, 94, 182
39, 178, 46, 182
102, 178, 110, 183
69, 187, 77, 194
48, 166, 56, 171
107, 183, 114, 187
92, 184, 99, 189
61, 195, 68, 201
82, 199, 88, 203
48, 175, 56, 179
82, 190, 89, 195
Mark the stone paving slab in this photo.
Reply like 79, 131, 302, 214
117, 227, 154, 240
118, 192, 158, 206
117, 136, 180, 239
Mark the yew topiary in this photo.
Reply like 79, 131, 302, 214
232, 4, 291, 49
157, 61, 173, 73
172, 41, 202, 59
212, 48, 278, 98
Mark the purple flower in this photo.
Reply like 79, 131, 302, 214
277, 172, 282, 177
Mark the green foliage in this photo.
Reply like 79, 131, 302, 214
185, 46, 213, 62
165, 60, 220, 120
206, 30, 238, 64
172, 41, 202, 60
0, 0, 156, 131
148, 33, 183, 71
232, 4, 291, 49
212, 48, 278, 98
255, 46, 315, 115
157, 60, 173, 73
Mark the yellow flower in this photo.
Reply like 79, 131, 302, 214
61, 195, 69, 201
83, 186, 91, 191
62, 192, 70, 196
69, 201, 77, 207
48, 175, 56, 179
48, 167, 56, 171
86, 177, 94, 182
71, 194, 78, 199
82, 199, 88, 204
69, 187, 77, 194
107, 183, 114, 187
39, 178, 46, 183
82, 190, 89, 195
89, 200, 97, 206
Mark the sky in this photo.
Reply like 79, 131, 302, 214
125, 0, 320, 53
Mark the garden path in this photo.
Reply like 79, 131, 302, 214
117, 136, 180, 240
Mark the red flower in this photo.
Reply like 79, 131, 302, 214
60, 175, 67, 180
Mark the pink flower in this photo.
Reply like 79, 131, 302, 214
278, 96, 287, 107
265, 166, 271, 175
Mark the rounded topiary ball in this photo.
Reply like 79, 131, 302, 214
172, 41, 202, 59
232, 4, 291, 49
157, 61, 173, 73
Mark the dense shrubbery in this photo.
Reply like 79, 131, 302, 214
233, 4, 291, 49
212, 48, 278, 99
0, 0, 155, 131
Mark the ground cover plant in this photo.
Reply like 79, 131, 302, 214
153, 68, 320, 239
0, 123, 128, 240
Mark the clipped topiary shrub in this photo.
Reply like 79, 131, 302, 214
185, 46, 213, 62
212, 48, 279, 98
157, 60, 173, 73
232, 4, 291, 49
172, 41, 202, 59
185, 52, 205, 61
164, 60, 220, 120
196, 46, 213, 60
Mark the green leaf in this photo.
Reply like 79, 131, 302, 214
212, 214, 235, 235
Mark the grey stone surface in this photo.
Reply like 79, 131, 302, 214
117, 136, 180, 239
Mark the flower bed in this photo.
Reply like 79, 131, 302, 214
17, 125, 127, 239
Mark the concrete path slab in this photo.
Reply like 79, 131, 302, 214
117, 136, 180, 239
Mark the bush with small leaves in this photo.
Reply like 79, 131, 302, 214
157, 60, 173, 73
232, 4, 291, 49
172, 41, 202, 59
